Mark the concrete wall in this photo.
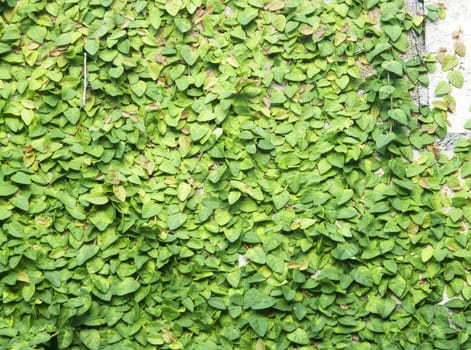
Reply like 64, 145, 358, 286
424, 0, 471, 136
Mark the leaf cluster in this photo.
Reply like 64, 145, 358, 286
0, 0, 470, 349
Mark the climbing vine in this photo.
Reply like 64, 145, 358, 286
0, 0, 470, 349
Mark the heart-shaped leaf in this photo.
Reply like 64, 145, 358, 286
382, 60, 403, 75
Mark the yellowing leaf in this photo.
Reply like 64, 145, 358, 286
448, 70, 464, 88
113, 186, 126, 202
421, 246, 434, 262
21, 109, 34, 125
16, 271, 30, 283
264, 1, 284, 11
165, 0, 183, 16
441, 55, 459, 71
455, 41, 466, 57
177, 182, 192, 201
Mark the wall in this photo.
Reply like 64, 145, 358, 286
424, 0, 471, 136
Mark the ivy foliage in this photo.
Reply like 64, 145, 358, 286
0, 0, 470, 349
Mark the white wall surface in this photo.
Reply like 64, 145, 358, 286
425, 0, 471, 133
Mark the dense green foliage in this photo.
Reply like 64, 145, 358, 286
0, 0, 470, 349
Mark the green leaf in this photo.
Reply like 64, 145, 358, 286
384, 25, 402, 41
21, 109, 34, 125
80, 193, 109, 205
64, 107, 80, 124
273, 191, 290, 210
65, 204, 87, 220
0, 182, 18, 196
55, 32, 81, 46
208, 164, 227, 183
293, 303, 307, 320
421, 246, 434, 262
252, 296, 275, 310
333, 4, 348, 17
379, 85, 395, 99
0, 43, 11, 54
214, 209, 231, 226
224, 228, 241, 242
174, 17, 191, 33
165, 0, 183, 16
177, 182, 192, 201
89, 206, 115, 231
366, 0, 379, 9
441, 55, 459, 71
388, 275, 407, 297
366, 297, 396, 318
374, 132, 396, 149
84, 40, 100, 55
109, 66, 124, 79
91, 275, 110, 293
333, 243, 359, 260
272, 14, 286, 31
230, 181, 264, 201
285, 71, 307, 82
113, 186, 126, 202
113, 277, 140, 296
159, 160, 178, 174
10, 171, 31, 185
291, 218, 316, 230
310, 191, 330, 206
80, 329, 101, 350
434, 81, 452, 96
267, 254, 284, 274
337, 207, 357, 219
388, 108, 408, 125
228, 191, 241, 205
248, 315, 268, 337
336, 75, 349, 89
130, 80, 147, 97
29, 333, 52, 346
10, 195, 28, 211
26, 26, 47, 43
382, 60, 403, 75
44, 271, 64, 288
208, 297, 227, 310
287, 328, 310, 345
0, 205, 13, 221
175, 77, 190, 91
368, 42, 391, 60
62, 88, 76, 100
336, 189, 353, 205
351, 267, 373, 287
227, 269, 241, 288
246, 247, 266, 264
22, 285, 35, 302
190, 124, 209, 141
168, 213, 187, 230
448, 70, 464, 88
237, 7, 258, 26
249, 0, 263, 7
178, 45, 198, 66
77, 245, 100, 265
